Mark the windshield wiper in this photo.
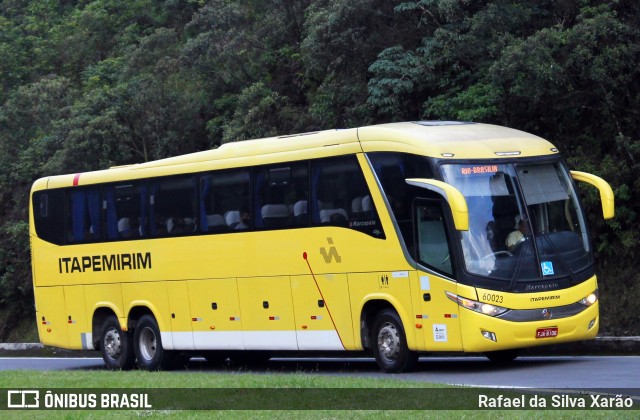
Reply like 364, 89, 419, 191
507, 239, 534, 291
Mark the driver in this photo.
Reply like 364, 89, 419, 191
506, 215, 529, 250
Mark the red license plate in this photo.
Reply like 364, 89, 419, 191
536, 327, 558, 339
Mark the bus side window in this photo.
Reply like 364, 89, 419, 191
290, 163, 309, 227
67, 187, 101, 243
253, 162, 308, 229
311, 155, 385, 238
104, 183, 146, 240
200, 169, 251, 233
149, 176, 197, 236
200, 175, 225, 233
416, 201, 454, 276
32, 189, 65, 245
368, 152, 435, 223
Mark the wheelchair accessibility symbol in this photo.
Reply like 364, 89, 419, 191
541, 261, 555, 276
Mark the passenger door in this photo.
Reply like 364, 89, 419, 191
411, 199, 463, 351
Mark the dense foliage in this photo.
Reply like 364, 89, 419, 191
0, 0, 637, 339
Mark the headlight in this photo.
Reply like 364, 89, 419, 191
445, 291, 509, 317
579, 289, 598, 307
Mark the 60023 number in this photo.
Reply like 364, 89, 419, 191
482, 293, 504, 304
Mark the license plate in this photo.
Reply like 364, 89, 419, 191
536, 327, 558, 339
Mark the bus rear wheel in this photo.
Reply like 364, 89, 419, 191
134, 314, 175, 371
100, 316, 135, 370
372, 309, 418, 373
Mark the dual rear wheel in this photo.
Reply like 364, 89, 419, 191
100, 316, 135, 370
100, 314, 181, 371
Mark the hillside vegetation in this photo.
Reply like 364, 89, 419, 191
1, 0, 638, 339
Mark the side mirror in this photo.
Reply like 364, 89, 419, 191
405, 178, 469, 231
570, 171, 615, 220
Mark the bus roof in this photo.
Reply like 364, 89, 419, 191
357, 121, 556, 157
35, 121, 558, 190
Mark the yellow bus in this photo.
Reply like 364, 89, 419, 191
29, 121, 614, 372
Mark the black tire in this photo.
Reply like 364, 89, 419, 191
484, 349, 521, 363
100, 315, 135, 370
371, 309, 419, 373
133, 314, 175, 371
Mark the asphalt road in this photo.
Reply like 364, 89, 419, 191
1, 355, 638, 395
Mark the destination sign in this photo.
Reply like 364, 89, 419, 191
460, 165, 498, 175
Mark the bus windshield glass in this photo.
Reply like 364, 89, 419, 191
441, 162, 592, 283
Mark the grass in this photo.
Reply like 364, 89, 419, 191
0, 368, 421, 388
0, 369, 637, 419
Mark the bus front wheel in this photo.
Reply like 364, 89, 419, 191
100, 316, 135, 370
372, 309, 418, 373
133, 314, 174, 371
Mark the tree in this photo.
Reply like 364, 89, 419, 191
0, 76, 75, 339
301, 0, 417, 127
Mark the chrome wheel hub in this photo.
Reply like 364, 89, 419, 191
377, 322, 400, 361
139, 327, 157, 361
104, 328, 121, 359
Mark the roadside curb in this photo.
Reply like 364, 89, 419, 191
596, 336, 640, 342
518, 336, 640, 356
0, 343, 44, 350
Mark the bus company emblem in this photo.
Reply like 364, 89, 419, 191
320, 237, 342, 263
58, 252, 152, 274
542, 308, 552, 320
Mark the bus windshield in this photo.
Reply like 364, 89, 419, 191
441, 162, 592, 283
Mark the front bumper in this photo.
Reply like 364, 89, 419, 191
459, 301, 599, 352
